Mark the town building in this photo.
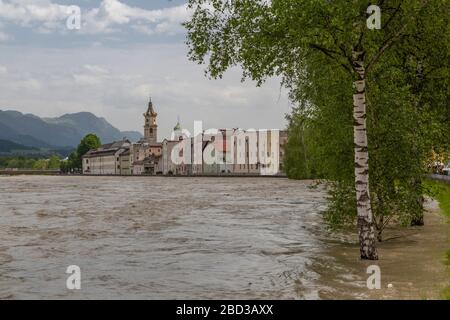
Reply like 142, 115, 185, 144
162, 139, 180, 175
143, 97, 158, 144
132, 97, 163, 175
186, 128, 288, 176
82, 140, 132, 175
82, 96, 288, 176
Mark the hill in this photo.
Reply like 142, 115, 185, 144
0, 110, 142, 148
0, 139, 38, 154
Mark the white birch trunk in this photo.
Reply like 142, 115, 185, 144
352, 50, 378, 260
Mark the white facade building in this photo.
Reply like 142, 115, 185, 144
82, 140, 132, 175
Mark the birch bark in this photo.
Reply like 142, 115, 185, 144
352, 50, 378, 260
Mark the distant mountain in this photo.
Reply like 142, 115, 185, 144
44, 112, 143, 143
0, 139, 38, 153
0, 110, 143, 148
0, 121, 53, 148
0, 138, 73, 157
120, 131, 143, 142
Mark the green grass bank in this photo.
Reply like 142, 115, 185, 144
424, 179, 450, 299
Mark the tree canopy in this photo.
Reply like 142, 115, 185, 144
63, 134, 101, 171
185, 0, 450, 259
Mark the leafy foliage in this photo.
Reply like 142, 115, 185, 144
73, 134, 101, 169
59, 134, 101, 172
184, 0, 450, 241
0, 154, 61, 170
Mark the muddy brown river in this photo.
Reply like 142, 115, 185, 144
0, 176, 448, 299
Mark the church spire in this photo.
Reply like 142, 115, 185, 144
143, 96, 158, 143
146, 95, 157, 116
174, 117, 182, 132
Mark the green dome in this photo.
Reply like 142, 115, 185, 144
173, 122, 182, 131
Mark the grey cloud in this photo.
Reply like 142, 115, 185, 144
0, 0, 190, 36
0, 43, 291, 140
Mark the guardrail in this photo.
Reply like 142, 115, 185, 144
0, 170, 61, 176
0, 170, 287, 178
427, 174, 450, 184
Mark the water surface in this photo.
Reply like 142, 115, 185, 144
0, 176, 448, 299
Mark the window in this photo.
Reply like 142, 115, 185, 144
85, 159, 89, 164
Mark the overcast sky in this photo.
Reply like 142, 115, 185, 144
0, 0, 291, 139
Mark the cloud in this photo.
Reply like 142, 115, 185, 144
20, 78, 42, 90
0, 0, 70, 29
0, 44, 291, 137
82, 0, 190, 35
0, 65, 7, 74
0, 0, 190, 35
83, 64, 110, 75
73, 65, 111, 85
0, 30, 11, 41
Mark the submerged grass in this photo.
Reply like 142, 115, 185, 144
424, 179, 450, 299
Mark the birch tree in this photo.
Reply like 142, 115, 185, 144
185, 0, 449, 259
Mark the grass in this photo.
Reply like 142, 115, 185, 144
423, 179, 450, 299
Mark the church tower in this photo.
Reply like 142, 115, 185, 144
144, 96, 157, 143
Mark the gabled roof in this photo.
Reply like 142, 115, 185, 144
134, 140, 162, 148
148, 143, 163, 148
120, 149, 131, 156
83, 140, 131, 158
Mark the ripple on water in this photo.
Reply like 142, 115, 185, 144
0, 176, 448, 299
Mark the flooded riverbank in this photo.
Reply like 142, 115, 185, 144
0, 176, 448, 299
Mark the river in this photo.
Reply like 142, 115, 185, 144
0, 176, 448, 299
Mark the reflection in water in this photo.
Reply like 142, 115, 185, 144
0, 176, 448, 299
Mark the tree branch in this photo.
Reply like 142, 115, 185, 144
308, 43, 354, 76
366, 25, 407, 74
380, 1, 404, 31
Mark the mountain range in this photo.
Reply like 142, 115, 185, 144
0, 139, 38, 154
0, 110, 142, 150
